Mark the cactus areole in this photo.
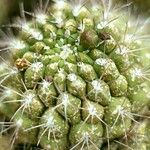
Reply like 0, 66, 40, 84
0, 0, 150, 150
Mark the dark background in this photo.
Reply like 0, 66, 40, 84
0, 0, 150, 25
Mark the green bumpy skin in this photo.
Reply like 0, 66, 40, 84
0, 0, 150, 149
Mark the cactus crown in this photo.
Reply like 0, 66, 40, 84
0, 0, 150, 149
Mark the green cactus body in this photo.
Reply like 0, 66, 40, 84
0, 0, 150, 149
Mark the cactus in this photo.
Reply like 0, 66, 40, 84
0, 0, 150, 149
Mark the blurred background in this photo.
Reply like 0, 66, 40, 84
0, 0, 150, 26
0, 0, 36, 25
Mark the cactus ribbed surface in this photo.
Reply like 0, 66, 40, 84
0, 0, 150, 149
